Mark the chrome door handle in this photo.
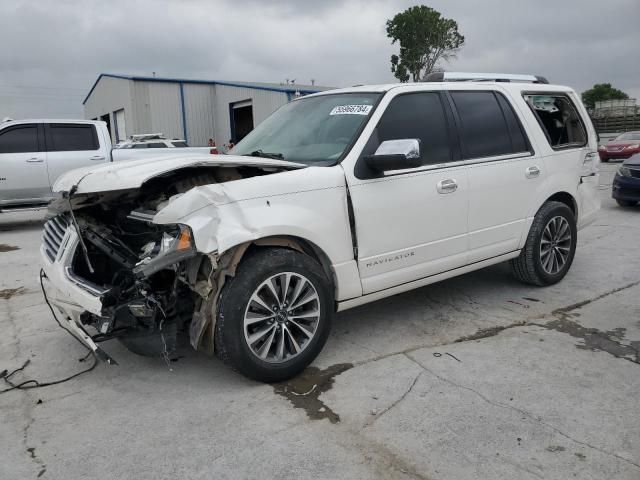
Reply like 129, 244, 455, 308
90, 156, 106, 161
437, 178, 458, 194
525, 166, 541, 178
26, 157, 44, 163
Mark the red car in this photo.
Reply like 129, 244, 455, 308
599, 131, 640, 162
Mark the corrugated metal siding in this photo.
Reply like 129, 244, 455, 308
131, 82, 151, 135
147, 82, 184, 140
183, 84, 216, 146
83, 76, 134, 144
213, 85, 289, 144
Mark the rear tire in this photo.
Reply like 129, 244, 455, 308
214, 248, 333, 382
510, 201, 577, 286
616, 199, 638, 207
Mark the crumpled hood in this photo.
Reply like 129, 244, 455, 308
53, 154, 306, 194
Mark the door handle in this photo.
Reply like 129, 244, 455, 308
90, 156, 106, 161
437, 178, 458, 194
525, 166, 541, 178
26, 157, 44, 163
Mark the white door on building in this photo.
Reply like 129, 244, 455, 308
114, 109, 126, 143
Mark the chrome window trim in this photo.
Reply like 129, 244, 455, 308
379, 151, 533, 178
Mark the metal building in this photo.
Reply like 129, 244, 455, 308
83, 73, 332, 146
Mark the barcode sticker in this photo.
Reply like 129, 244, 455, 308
329, 105, 373, 116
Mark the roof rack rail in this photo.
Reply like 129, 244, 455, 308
424, 72, 549, 84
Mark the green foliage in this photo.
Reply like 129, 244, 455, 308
386, 5, 464, 83
581, 83, 628, 110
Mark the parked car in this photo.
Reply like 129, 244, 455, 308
598, 131, 640, 162
612, 153, 640, 206
0, 119, 213, 210
40, 73, 599, 382
114, 133, 206, 150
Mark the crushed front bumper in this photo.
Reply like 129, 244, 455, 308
40, 225, 117, 363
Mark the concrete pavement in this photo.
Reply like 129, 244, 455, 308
1, 162, 638, 479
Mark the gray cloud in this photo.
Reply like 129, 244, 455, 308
1, 0, 638, 118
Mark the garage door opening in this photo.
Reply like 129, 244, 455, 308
230, 100, 254, 143
100, 114, 112, 142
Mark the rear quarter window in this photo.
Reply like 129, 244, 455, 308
524, 94, 587, 149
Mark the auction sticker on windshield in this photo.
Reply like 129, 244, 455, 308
330, 105, 373, 116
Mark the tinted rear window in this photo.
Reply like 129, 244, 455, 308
48, 124, 99, 151
451, 91, 526, 159
0, 124, 38, 153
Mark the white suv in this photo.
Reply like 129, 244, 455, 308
41, 73, 599, 382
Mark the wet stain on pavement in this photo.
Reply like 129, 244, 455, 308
539, 317, 640, 364
0, 286, 25, 299
273, 363, 353, 423
453, 321, 527, 343
0, 244, 20, 252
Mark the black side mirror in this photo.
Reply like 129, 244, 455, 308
364, 139, 421, 172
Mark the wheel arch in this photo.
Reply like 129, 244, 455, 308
545, 191, 578, 217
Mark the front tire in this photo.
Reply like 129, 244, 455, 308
214, 248, 333, 382
616, 199, 638, 207
510, 201, 577, 286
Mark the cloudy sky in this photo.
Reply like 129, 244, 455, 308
1, 0, 639, 118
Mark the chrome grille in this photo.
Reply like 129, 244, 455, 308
43, 215, 70, 262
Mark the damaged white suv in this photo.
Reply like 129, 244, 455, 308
41, 73, 600, 382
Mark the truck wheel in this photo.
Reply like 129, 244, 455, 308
510, 201, 577, 286
214, 248, 333, 382
616, 199, 637, 207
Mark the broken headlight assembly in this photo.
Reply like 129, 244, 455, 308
133, 224, 197, 278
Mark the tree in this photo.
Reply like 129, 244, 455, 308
581, 83, 628, 110
386, 5, 464, 83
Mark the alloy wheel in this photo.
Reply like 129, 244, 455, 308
540, 215, 572, 275
243, 272, 321, 363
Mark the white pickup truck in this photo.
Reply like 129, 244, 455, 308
0, 119, 212, 209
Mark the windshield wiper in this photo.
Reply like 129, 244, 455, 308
248, 150, 284, 160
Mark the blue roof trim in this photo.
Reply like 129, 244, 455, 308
83, 73, 323, 104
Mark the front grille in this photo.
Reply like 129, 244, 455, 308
630, 168, 640, 179
43, 215, 70, 262
607, 146, 624, 152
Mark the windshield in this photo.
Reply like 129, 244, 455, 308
232, 93, 380, 165
616, 132, 640, 141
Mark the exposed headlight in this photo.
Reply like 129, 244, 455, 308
598, 145, 606, 151
625, 144, 640, 150
134, 225, 196, 278
618, 166, 632, 177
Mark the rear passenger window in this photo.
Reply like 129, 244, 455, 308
373, 92, 452, 165
524, 94, 586, 149
451, 91, 528, 159
0, 124, 39, 153
48, 124, 99, 152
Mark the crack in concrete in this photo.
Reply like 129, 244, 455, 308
403, 352, 640, 471
4, 288, 47, 478
364, 371, 423, 427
